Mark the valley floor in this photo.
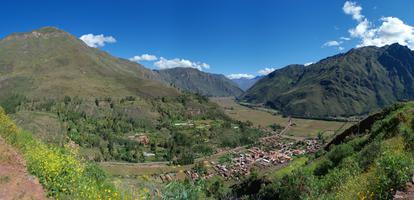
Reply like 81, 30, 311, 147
0, 137, 47, 200
101, 97, 351, 184
211, 97, 351, 139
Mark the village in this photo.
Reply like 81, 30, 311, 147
155, 134, 323, 182
210, 136, 322, 179
124, 116, 324, 183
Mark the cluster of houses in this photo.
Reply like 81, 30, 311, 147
212, 147, 296, 178
212, 137, 322, 179
156, 136, 323, 182
184, 170, 214, 181
303, 138, 322, 153
159, 169, 214, 183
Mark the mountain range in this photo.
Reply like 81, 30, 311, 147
0, 27, 180, 100
0, 27, 242, 101
3, 27, 414, 118
156, 67, 243, 96
230, 76, 263, 91
241, 43, 414, 118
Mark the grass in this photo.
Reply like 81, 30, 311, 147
11, 111, 64, 145
0, 27, 180, 99
100, 162, 193, 177
211, 97, 351, 138
269, 157, 309, 179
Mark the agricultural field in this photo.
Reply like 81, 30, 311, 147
211, 97, 352, 139
100, 161, 191, 177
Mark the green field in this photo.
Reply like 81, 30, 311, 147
11, 111, 65, 145
100, 162, 192, 177
211, 97, 351, 139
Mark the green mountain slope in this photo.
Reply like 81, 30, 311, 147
0, 27, 179, 100
157, 67, 243, 96
241, 44, 414, 118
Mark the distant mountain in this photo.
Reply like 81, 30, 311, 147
231, 76, 263, 91
0, 27, 179, 100
241, 43, 414, 118
157, 67, 243, 97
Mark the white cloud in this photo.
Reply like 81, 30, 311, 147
323, 40, 342, 47
323, 40, 345, 51
343, 1, 364, 22
340, 37, 351, 41
343, 1, 414, 50
227, 74, 255, 79
258, 67, 276, 75
130, 54, 158, 62
154, 57, 210, 71
79, 34, 116, 48
304, 62, 314, 66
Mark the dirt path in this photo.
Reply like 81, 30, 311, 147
0, 137, 47, 200
394, 177, 414, 200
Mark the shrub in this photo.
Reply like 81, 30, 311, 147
204, 176, 229, 199
313, 158, 333, 176
276, 170, 315, 200
161, 180, 207, 200
372, 151, 414, 199
0, 107, 127, 199
326, 143, 354, 166
0, 93, 26, 114
358, 141, 381, 170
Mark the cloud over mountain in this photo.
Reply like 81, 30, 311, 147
130, 54, 158, 62
227, 74, 255, 79
344, 1, 414, 50
258, 67, 276, 75
154, 57, 210, 71
79, 34, 116, 48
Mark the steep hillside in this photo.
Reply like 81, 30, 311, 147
231, 102, 414, 199
0, 137, 47, 200
157, 67, 243, 96
0, 108, 127, 199
231, 76, 263, 91
241, 44, 414, 118
0, 27, 179, 100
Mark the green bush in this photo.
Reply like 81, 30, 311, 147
0, 108, 126, 199
358, 141, 381, 170
326, 143, 354, 166
372, 151, 414, 199
0, 93, 26, 114
313, 158, 333, 176
203, 176, 229, 199
161, 180, 207, 200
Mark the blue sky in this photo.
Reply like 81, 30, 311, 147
2, 0, 414, 78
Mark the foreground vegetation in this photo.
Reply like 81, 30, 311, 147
230, 102, 414, 199
2, 98, 413, 199
0, 107, 135, 199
